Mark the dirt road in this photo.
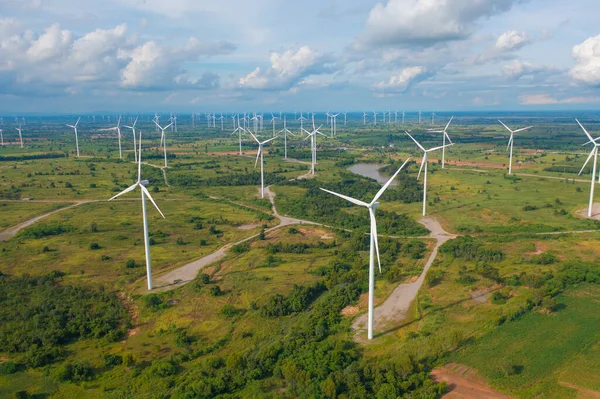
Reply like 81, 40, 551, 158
352, 216, 456, 337
0, 200, 95, 242
431, 363, 513, 399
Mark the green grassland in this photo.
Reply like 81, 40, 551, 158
1, 117, 600, 398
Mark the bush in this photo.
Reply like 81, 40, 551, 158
531, 252, 557, 265
104, 354, 123, 368
231, 242, 250, 254
426, 269, 444, 287
89, 242, 101, 250
144, 294, 168, 310
221, 305, 237, 318
125, 259, 138, 269
90, 222, 98, 232
176, 237, 186, 246
149, 359, 177, 377
490, 290, 510, 305
54, 362, 93, 382
0, 361, 18, 375
209, 286, 223, 296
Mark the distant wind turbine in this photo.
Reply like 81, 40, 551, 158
406, 131, 453, 216
249, 131, 277, 198
109, 131, 165, 291
303, 116, 327, 175
154, 120, 173, 167
320, 158, 410, 340
498, 120, 533, 175
66, 117, 81, 157
428, 116, 454, 169
278, 115, 295, 159
123, 117, 139, 162
231, 116, 245, 156
16, 125, 23, 148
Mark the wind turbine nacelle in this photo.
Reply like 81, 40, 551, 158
372, 202, 380, 210
141, 180, 150, 186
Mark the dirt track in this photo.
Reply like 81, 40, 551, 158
352, 217, 456, 337
431, 363, 512, 399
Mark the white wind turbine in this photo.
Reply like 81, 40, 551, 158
278, 115, 295, 159
231, 116, 245, 156
109, 131, 165, 291
498, 120, 533, 175
418, 111, 422, 124
428, 116, 454, 169
113, 117, 123, 159
297, 112, 307, 134
373, 111, 378, 126
270, 113, 279, 136
66, 117, 81, 157
123, 117, 139, 162
154, 120, 173, 168
0, 129, 3, 146
303, 116, 326, 175
249, 131, 277, 198
320, 159, 410, 340
576, 119, 600, 218
331, 113, 339, 137
406, 131, 453, 216
16, 125, 23, 148
363, 112, 367, 125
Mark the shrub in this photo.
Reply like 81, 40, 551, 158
531, 252, 557, 265
90, 222, 98, 232
0, 361, 17, 375
221, 305, 237, 318
89, 242, 101, 250
209, 286, 223, 296
231, 242, 250, 254
104, 354, 123, 368
149, 359, 177, 377
490, 290, 510, 305
176, 237, 186, 246
54, 362, 93, 382
125, 259, 137, 269
144, 294, 167, 310
425, 269, 444, 287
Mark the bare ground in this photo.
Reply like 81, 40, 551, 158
431, 363, 513, 399
575, 202, 600, 220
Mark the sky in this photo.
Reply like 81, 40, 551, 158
1, 0, 600, 113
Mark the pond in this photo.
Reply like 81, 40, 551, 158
347, 163, 396, 186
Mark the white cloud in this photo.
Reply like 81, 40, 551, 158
570, 34, 600, 85
26, 23, 72, 62
239, 46, 333, 90
495, 30, 529, 51
502, 60, 546, 79
518, 94, 600, 105
374, 66, 431, 92
359, 0, 522, 47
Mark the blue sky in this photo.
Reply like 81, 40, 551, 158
1, 0, 600, 113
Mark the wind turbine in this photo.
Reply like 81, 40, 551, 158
406, 131, 453, 216
373, 112, 378, 126
418, 111, 422, 124
431, 111, 435, 125
343, 111, 347, 126
16, 125, 23, 148
303, 116, 326, 175
123, 117, 139, 162
428, 116, 454, 169
0, 129, 3, 146
108, 131, 165, 291
231, 116, 245, 155
249, 131, 277, 198
577, 119, 600, 218
154, 120, 173, 168
278, 115, 295, 159
331, 113, 339, 137
363, 112, 367, 125
320, 159, 410, 340
270, 113, 279, 136
66, 117, 81, 157
297, 112, 307, 134
113, 117, 123, 159
498, 120, 533, 175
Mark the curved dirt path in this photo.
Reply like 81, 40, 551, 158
153, 185, 319, 291
140, 161, 169, 187
352, 216, 456, 338
0, 200, 95, 242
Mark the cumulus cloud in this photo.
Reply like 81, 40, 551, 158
359, 0, 521, 48
374, 66, 431, 92
502, 60, 558, 79
495, 30, 529, 51
570, 34, 600, 85
0, 20, 234, 95
239, 46, 333, 90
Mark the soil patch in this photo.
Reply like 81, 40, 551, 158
431, 363, 512, 399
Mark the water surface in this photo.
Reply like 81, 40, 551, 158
347, 163, 396, 186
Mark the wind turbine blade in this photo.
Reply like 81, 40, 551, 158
164, 122, 173, 130
506, 134, 513, 151
444, 116, 453, 131
138, 131, 143, 181
405, 131, 425, 151
498, 120, 513, 133
141, 185, 166, 218
579, 148, 596, 175
417, 157, 426, 181
577, 119, 596, 143
261, 136, 278, 145
133, 116, 138, 127
249, 131, 260, 143
319, 188, 369, 207
513, 126, 533, 133
428, 143, 454, 152
108, 183, 138, 201
254, 148, 261, 168
372, 158, 410, 203
369, 209, 382, 273
445, 132, 453, 145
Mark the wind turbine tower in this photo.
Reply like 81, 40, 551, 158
66, 117, 81, 157
498, 120, 533, 175
320, 159, 410, 340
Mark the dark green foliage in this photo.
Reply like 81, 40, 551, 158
19, 222, 74, 239
14, 390, 29, 399
491, 290, 510, 305
149, 359, 178, 377
90, 222, 98, 232
278, 176, 428, 236
260, 282, 328, 317
54, 362, 93, 382
440, 236, 504, 262
89, 242, 101, 250
220, 305, 237, 318
176, 237, 186, 245
230, 242, 250, 254
209, 286, 223, 296
258, 229, 266, 240
475, 263, 502, 282
144, 294, 168, 310
171, 171, 286, 187
104, 353, 123, 368
0, 273, 129, 367
0, 361, 18, 375
125, 259, 138, 268
426, 269, 444, 287
530, 252, 557, 265
522, 205, 538, 211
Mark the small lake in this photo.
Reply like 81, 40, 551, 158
347, 163, 396, 186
